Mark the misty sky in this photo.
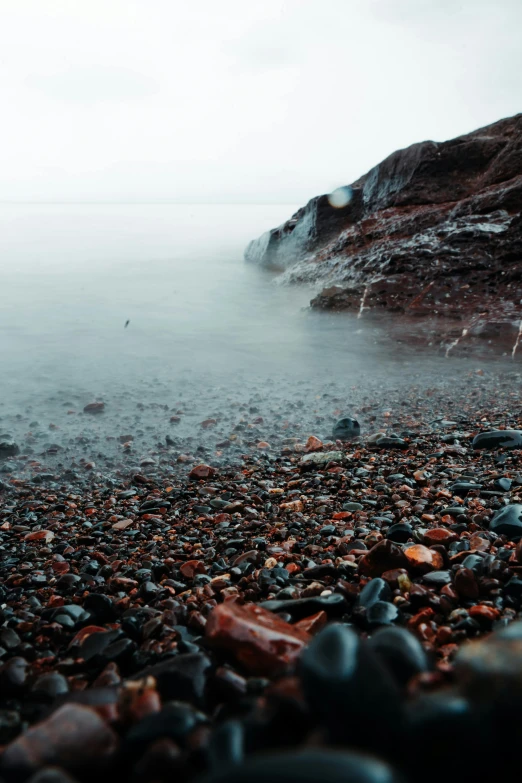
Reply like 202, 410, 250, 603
1, 0, 521, 204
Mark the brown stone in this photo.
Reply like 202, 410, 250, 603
305, 436, 323, 452
280, 499, 304, 513
381, 568, 411, 591
205, 602, 310, 675
189, 464, 217, 480
454, 567, 480, 599
179, 560, 207, 579
112, 518, 134, 531
358, 539, 408, 577
293, 610, 327, 635
1, 704, 117, 777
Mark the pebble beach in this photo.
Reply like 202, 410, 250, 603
2, 365, 522, 782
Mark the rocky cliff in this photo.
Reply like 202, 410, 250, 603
245, 114, 522, 352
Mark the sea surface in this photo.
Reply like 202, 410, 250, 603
0, 203, 514, 468
0, 202, 418, 399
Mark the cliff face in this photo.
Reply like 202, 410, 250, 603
245, 114, 522, 349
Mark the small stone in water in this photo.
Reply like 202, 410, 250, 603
332, 418, 360, 441
0, 440, 20, 459
83, 402, 105, 414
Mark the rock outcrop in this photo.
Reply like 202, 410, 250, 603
245, 114, 522, 351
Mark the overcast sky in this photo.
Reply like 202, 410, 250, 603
1, 0, 521, 203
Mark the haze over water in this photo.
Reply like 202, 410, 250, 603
1, 202, 422, 402
0, 202, 518, 469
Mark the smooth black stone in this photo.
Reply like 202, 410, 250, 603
443, 507, 469, 518
303, 564, 339, 580
366, 601, 399, 628
26, 769, 79, 783
125, 701, 207, 752
80, 629, 122, 662
504, 575, 522, 600
356, 578, 392, 609
332, 418, 360, 442
128, 653, 212, 707
0, 657, 28, 695
489, 504, 522, 540
0, 627, 21, 649
319, 525, 337, 536
260, 593, 348, 620
134, 568, 153, 582
495, 478, 513, 492
405, 695, 478, 782
52, 604, 90, 623
441, 433, 463, 443
0, 440, 20, 459
56, 574, 82, 590
386, 522, 413, 543
461, 555, 485, 574
31, 672, 69, 700
496, 620, 522, 639
207, 720, 244, 772
299, 625, 401, 752
83, 593, 118, 622
200, 749, 401, 783
368, 626, 428, 688
139, 581, 161, 600
372, 436, 407, 450
422, 570, 452, 586
104, 638, 136, 665
473, 430, 522, 451
450, 482, 483, 495
0, 709, 22, 744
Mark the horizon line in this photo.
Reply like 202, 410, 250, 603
0, 199, 301, 206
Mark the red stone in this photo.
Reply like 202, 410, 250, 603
423, 528, 458, 547
305, 436, 323, 452
24, 530, 54, 543
188, 464, 217, 480
404, 545, 443, 573
206, 602, 310, 675
180, 560, 207, 579
68, 626, 107, 649
469, 604, 500, 623
294, 611, 328, 636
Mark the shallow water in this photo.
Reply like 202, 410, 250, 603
0, 203, 517, 468
0, 202, 429, 400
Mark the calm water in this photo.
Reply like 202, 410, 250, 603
0, 203, 401, 399
0, 203, 515, 467
1, 202, 504, 412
